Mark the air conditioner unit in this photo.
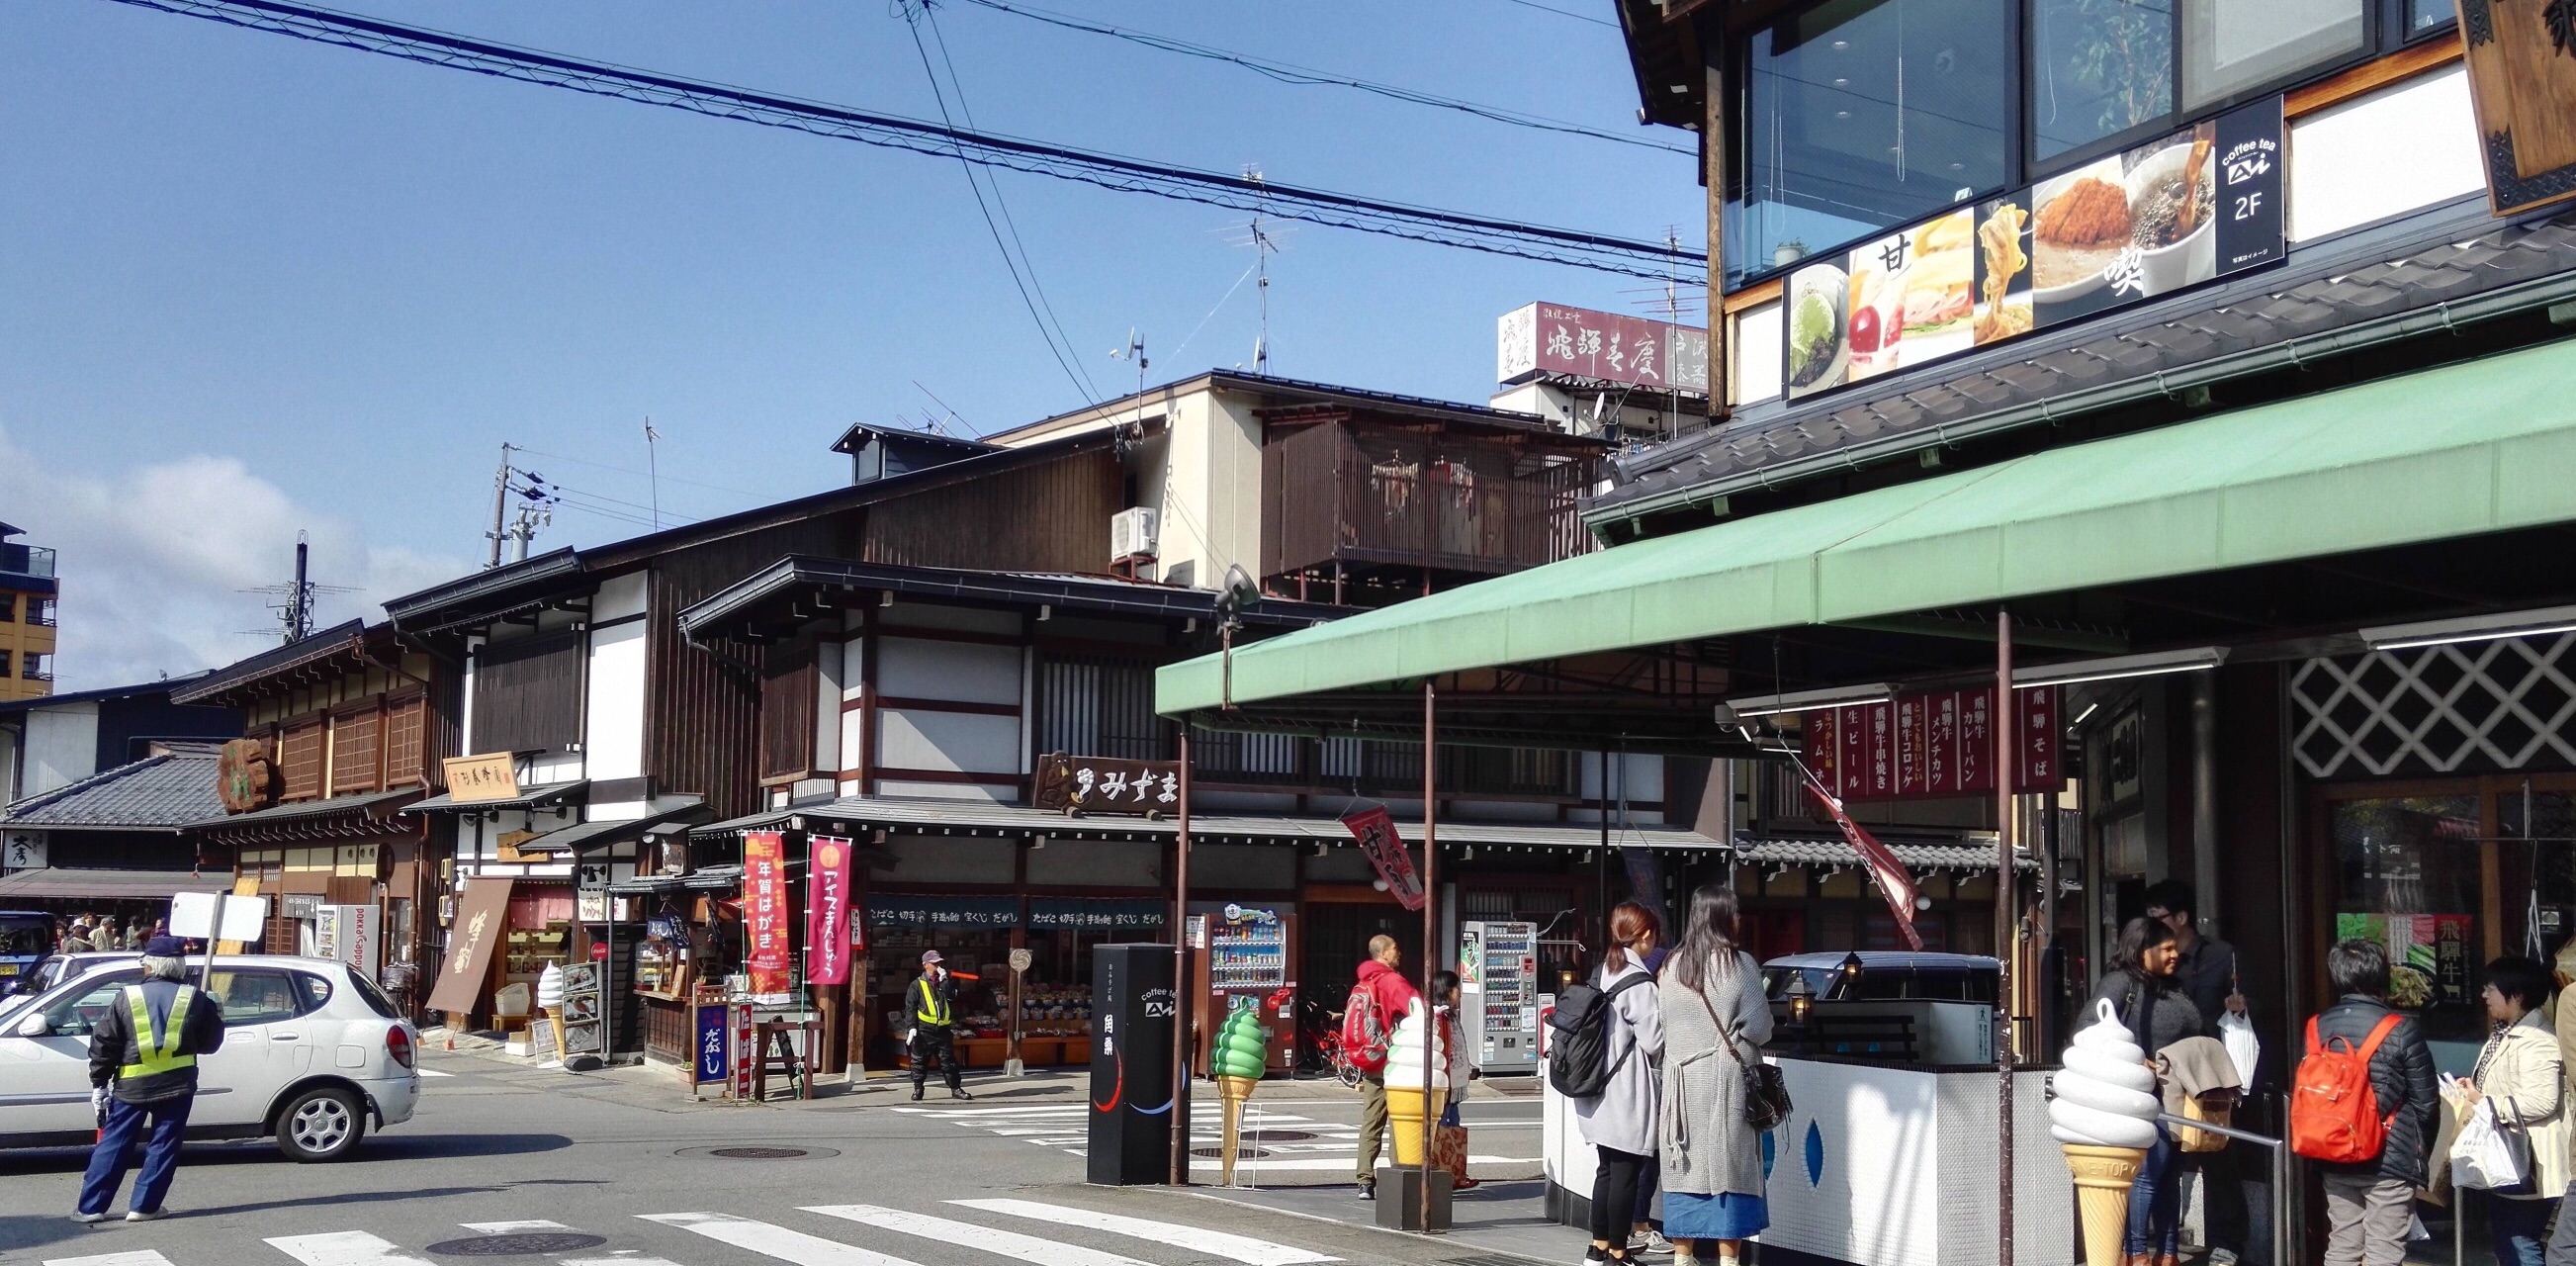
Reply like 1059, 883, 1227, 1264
1110, 506, 1159, 564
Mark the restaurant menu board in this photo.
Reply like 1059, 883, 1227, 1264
1802, 684, 2062, 803
1786, 97, 2284, 402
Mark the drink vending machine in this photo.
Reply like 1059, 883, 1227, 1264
1187, 903, 1296, 1075
1461, 920, 1539, 1070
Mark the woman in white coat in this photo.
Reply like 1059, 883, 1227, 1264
2461, 955, 2566, 1266
1575, 901, 1665, 1266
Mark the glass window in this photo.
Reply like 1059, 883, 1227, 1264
345, 969, 400, 1020
1728, 0, 2012, 285
2030, 0, 2176, 160
206, 969, 305, 1026
293, 972, 335, 1013
38, 970, 143, 1037
2330, 795, 2482, 1044
2179, 0, 2366, 111
2406, 0, 2454, 36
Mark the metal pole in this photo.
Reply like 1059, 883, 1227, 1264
1171, 725, 1194, 1185
1996, 610, 2016, 1266
1420, 680, 1440, 1233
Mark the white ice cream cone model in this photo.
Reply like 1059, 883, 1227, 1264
2050, 998, 2161, 1264
1382, 1000, 1450, 1168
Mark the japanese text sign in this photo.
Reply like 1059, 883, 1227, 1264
1802, 684, 2063, 803
1340, 806, 1425, 911
1032, 753, 1183, 816
1499, 302, 1710, 395
743, 831, 792, 1002
441, 753, 521, 804
804, 835, 852, 986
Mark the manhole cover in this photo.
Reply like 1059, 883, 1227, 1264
676, 1143, 842, 1160
428, 1233, 609, 1257
1241, 1129, 1315, 1141
1191, 1144, 1273, 1159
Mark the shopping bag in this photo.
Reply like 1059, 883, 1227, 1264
2449, 1100, 2531, 1191
2217, 1009, 2260, 1091
1433, 1123, 1471, 1183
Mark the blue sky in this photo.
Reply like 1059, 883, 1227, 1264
0, 0, 1699, 687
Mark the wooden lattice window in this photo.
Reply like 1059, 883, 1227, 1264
279, 724, 324, 801
330, 706, 382, 795
383, 695, 425, 787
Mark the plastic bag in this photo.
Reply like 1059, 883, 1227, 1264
2450, 1099, 2530, 1191
2218, 1009, 2260, 1090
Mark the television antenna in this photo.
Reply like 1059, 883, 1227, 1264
238, 531, 357, 643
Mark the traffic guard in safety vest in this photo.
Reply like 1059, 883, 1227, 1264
76, 936, 226, 1222
908, 949, 971, 1101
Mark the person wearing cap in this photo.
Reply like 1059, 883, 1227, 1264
74, 936, 225, 1222
908, 950, 971, 1102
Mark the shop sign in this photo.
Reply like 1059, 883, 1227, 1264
1497, 302, 1709, 394
733, 1001, 755, 1101
1340, 806, 1425, 910
805, 836, 853, 986
693, 1003, 729, 1083
2459, 0, 2576, 216
1785, 97, 2284, 402
2, 830, 44, 872
865, 894, 1022, 930
647, 915, 684, 942
1033, 753, 1181, 816
1802, 685, 2064, 803
742, 831, 792, 1003
282, 893, 321, 920
559, 961, 603, 1057
426, 876, 515, 1015
1027, 897, 1165, 930
441, 753, 522, 804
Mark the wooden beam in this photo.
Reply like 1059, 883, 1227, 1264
1705, 48, 1730, 424
2287, 35, 2461, 119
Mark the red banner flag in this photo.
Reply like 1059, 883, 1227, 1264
1801, 774, 1924, 950
744, 830, 793, 1000
805, 835, 853, 986
1340, 806, 1425, 911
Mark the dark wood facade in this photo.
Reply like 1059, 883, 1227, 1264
862, 449, 1122, 574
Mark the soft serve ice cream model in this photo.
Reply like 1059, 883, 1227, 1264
2051, 998, 2164, 1266
1211, 1005, 1270, 1185
1381, 999, 1450, 1168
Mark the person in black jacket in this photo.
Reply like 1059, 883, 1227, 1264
2088, 916, 2206, 1265
907, 950, 972, 1102
75, 938, 227, 1223
2311, 938, 2438, 1266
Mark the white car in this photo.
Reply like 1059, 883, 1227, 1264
0, 954, 420, 1161
0, 951, 139, 1026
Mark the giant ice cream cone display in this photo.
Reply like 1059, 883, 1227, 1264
1382, 1000, 1449, 1168
2051, 998, 2161, 1263
1212, 1005, 1270, 1185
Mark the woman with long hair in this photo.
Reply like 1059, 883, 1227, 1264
1653, 883, 1771, 1266
2090, 915, 2203, 1266
1575, 901, 1665, 1266
1429, 968, 1479, 1191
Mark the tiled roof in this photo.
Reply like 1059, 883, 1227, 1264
1593, 200, 2576, 519
1734, 836, 2039, 872
0, 746, 225, 831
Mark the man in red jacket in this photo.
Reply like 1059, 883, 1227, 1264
1353, 935, 1422, 1201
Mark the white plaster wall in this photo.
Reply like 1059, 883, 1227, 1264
2289, 63, 2483, 241
22, 703, 99, 797
583, 619, 647, 781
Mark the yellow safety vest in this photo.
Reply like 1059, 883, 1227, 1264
913, 976, 952, 1027
118, 985, 198, 1080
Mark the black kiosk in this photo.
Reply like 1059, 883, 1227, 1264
1087, 943, 1179, 1185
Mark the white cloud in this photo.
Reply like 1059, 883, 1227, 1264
0, 426, 472, 692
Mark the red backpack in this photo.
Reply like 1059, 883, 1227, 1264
1340, 980, 1392, 1076
2289, 1013, 2404, 1163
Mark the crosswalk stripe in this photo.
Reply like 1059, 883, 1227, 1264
948, 1199, 1338, 1266
459, 1220, 572, 1233
890, 1105, 1085, 1118
44, 1252, 179, 1266
265, 1232, 434, 1266
643, 1211, 923, 1266
803, 1205, 1157, 1266
416, 1068, 455, 1078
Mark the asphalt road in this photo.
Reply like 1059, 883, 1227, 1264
0, 1050, 1553, 1266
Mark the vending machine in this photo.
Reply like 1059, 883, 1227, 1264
1187, 903, 1296, 1075
1461, 920, 1539, 1070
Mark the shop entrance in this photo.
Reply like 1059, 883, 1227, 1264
1302, 900, 1419, 1017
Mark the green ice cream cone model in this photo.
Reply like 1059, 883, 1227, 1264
1213, 1006, 1270, 1185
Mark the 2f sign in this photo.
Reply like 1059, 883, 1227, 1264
2233, 191, 2265, 223
169, 891, 269, 942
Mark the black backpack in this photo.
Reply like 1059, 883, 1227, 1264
1547, 971, 1651, 1098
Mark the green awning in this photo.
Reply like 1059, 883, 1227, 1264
1159, 336, 2576, 716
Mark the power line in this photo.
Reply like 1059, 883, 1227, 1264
101, 0, 1703, 280
509, 446, 769, 499
1494, 0, 1621, 29
901, 0, 1100, 403
953, 0, 1690, 156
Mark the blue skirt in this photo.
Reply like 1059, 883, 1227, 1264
1662, 1191, 1768, 1241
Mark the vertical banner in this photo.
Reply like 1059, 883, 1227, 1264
694, 1002, 730, 1084
733, 1001, 755, 1101
1837, 704, 1868, 801
1896, 694, 1927, 796
1805, 709, 1839, 798
1340, 807, 1425, 911
805, 835, 853, 986
1864, 702, 1897, 798
1926, 691, 1958, 794
743, 830, 793, 1002
2017, 685, 2061, 789
1955, 688, 1993, 794
1800, 685, 2062, 802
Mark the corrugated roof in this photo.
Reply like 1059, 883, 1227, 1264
693, 793, 1723, 853
0, 747, 224, 831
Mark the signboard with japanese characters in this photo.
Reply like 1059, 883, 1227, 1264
1340, 806, 1426, 911
693, 1002, 729, 1083
865, 894, 1022, 930
1027, 897, 1166, 931
1784, 97, 2283, 402
804, 835, 853, 986
1498, 302, 1710, 395
742, 830, 793, 1003
1802, 684, 2064, 803
1032, 753, 1182, 816
441, 753, 522, 804
2457, 0, 2576, 216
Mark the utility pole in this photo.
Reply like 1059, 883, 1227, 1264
287, 534, 311, 642
644, 418, 662, 531
485, 442, 516, 570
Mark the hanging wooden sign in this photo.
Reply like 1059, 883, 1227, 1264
217, 738, 280, 814
2459, 0, 2576, 215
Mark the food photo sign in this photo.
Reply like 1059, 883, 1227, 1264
1785, 97, 2283, 401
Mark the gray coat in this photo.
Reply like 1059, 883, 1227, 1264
1656, 950, 1772, 1198
1572, 960, 1664, 1156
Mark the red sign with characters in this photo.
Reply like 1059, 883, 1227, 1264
1803, 684, 2064, 802
805, 835, 853, 986
743, 830, 792, 1000
1340, 806, 1426, 911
